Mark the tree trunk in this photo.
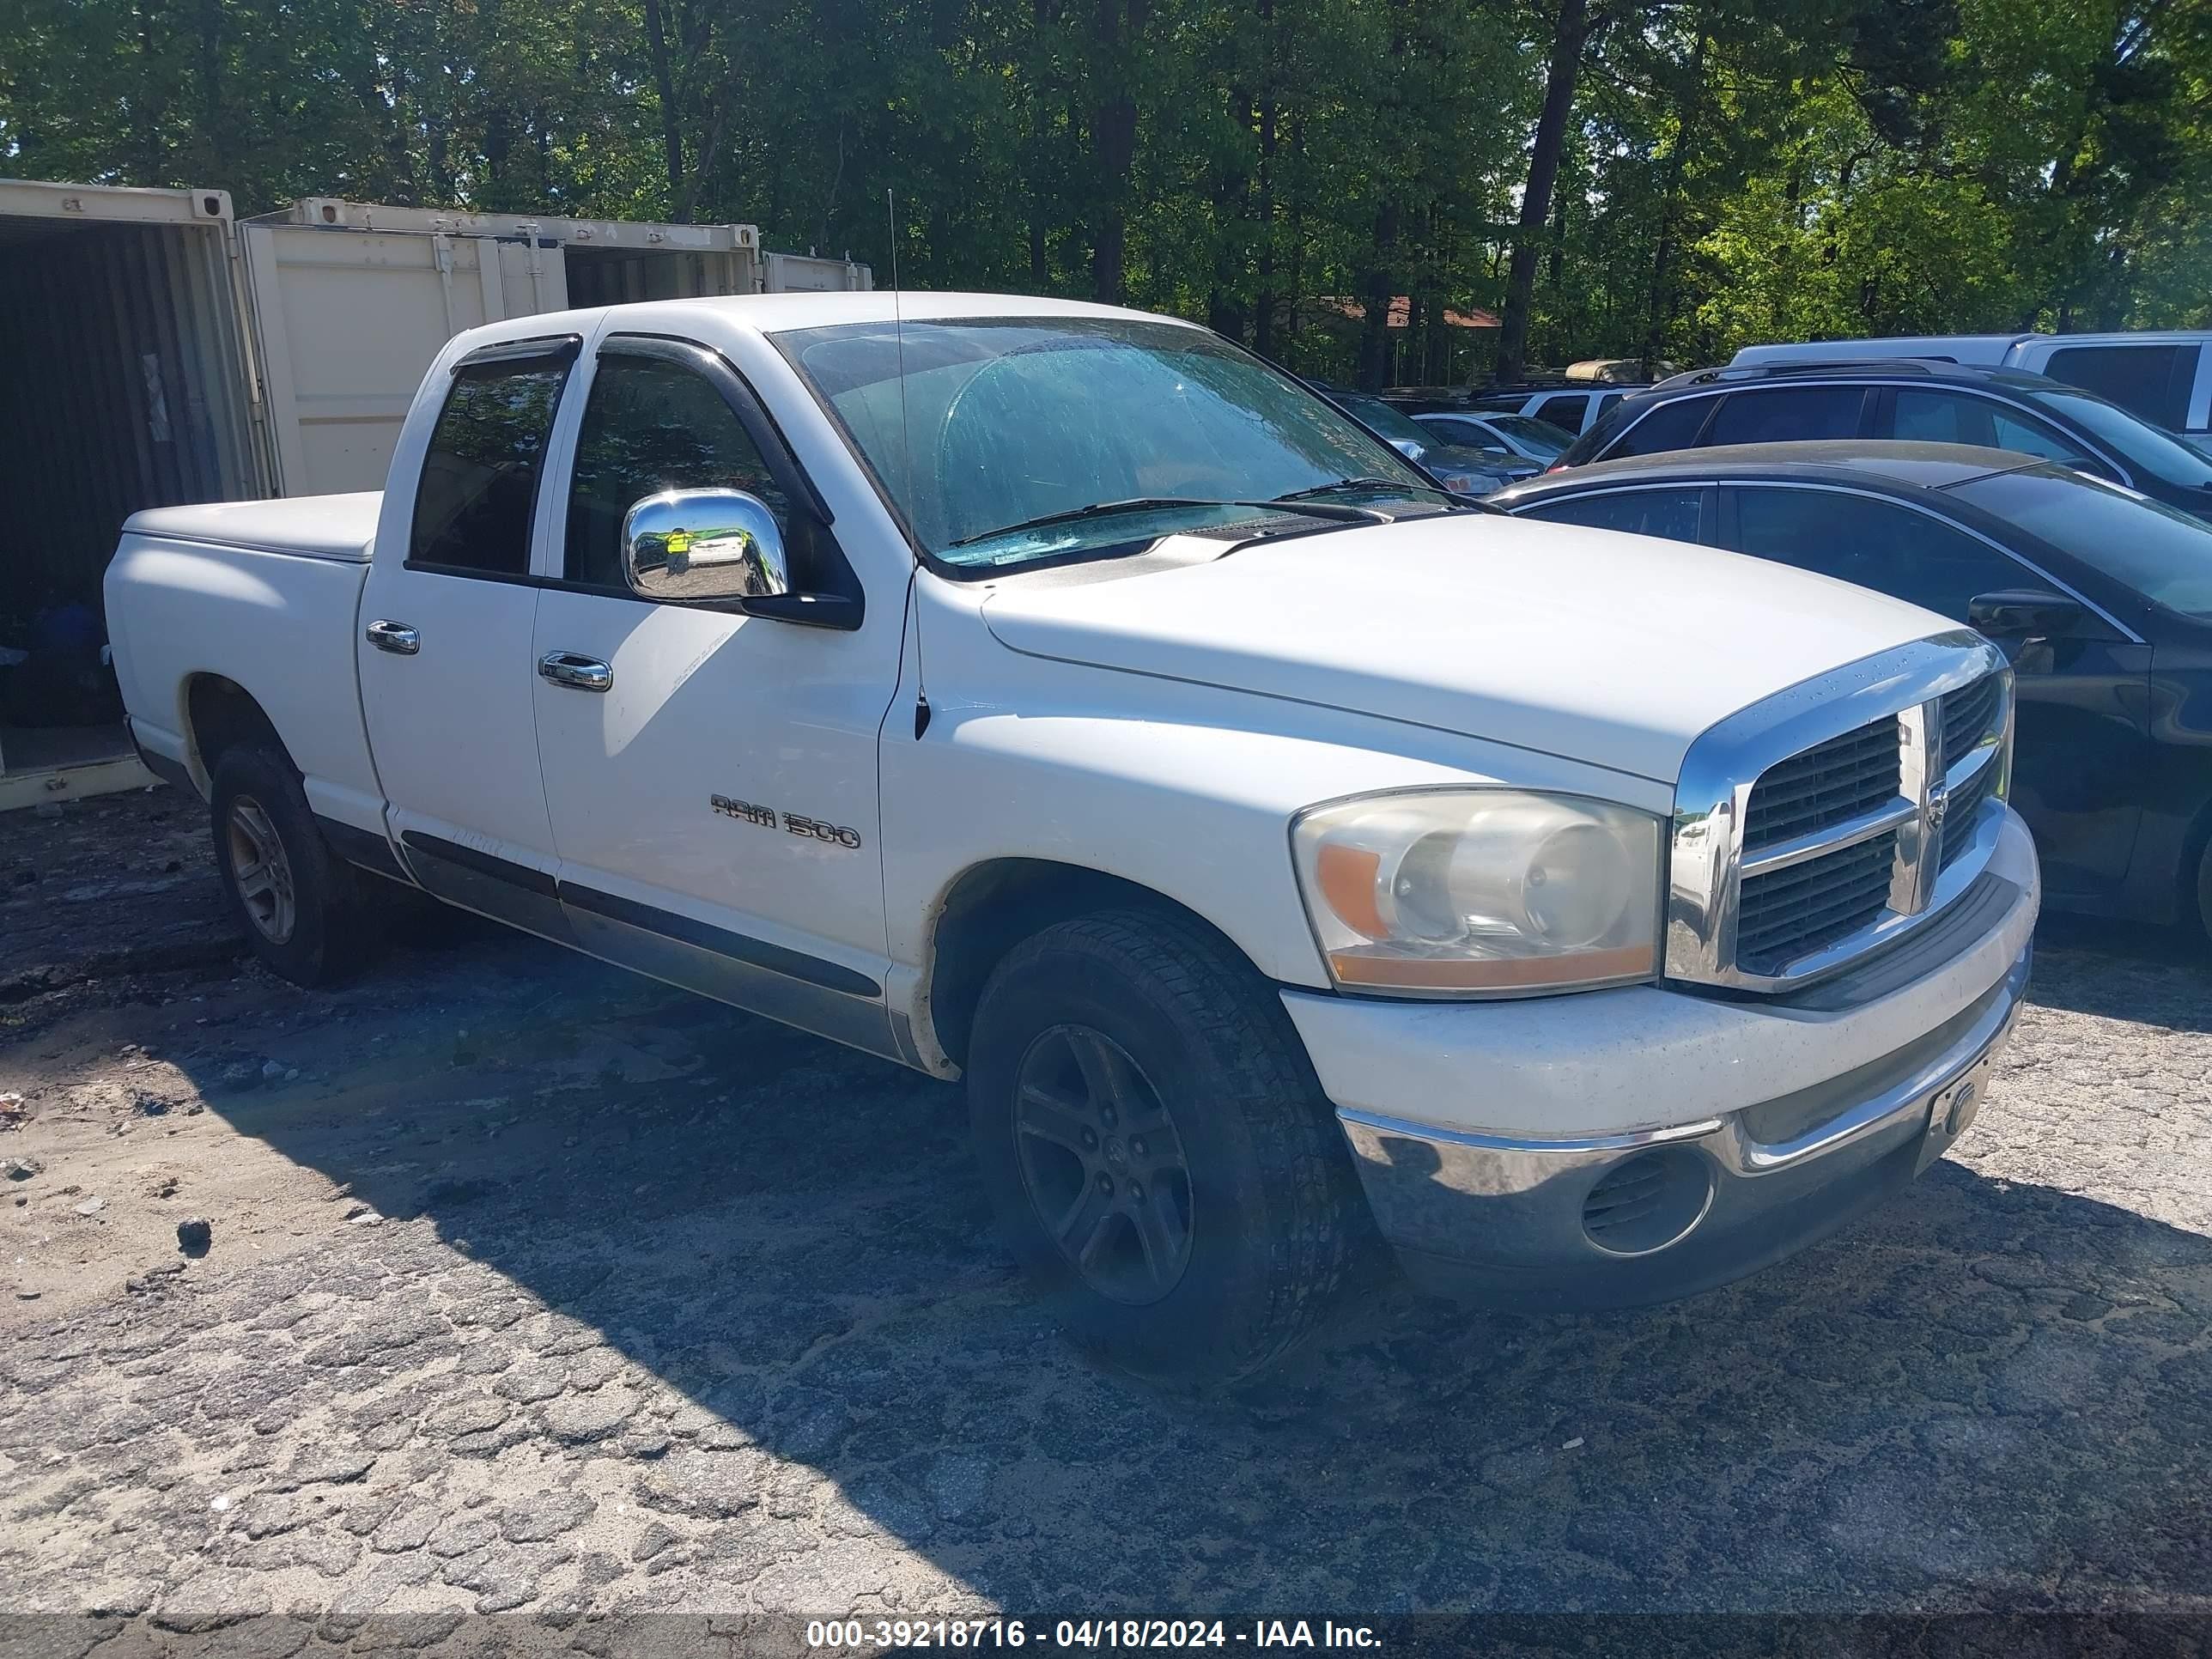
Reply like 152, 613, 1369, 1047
679, 97, 728, 225
1643, 31, 1709, 373
193, 0, 224, 179
1030, 218, 1051, 292
1493, 0, 1595, 385
1356, 201, 1399, 391
642, 0, 686, 207
1088, 0, 1147, 305
1253, 80, 1279, 356
1090, 97, 1135, 303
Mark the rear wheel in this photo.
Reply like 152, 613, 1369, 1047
966, 908, 1361, 1383
209, 747, 379, 986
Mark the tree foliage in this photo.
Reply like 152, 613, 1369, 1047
3, 0, 2207, 385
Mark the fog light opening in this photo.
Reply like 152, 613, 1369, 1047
1581, 1148, 1714, 1257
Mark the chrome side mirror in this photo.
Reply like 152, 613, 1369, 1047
622, 489, 789, 604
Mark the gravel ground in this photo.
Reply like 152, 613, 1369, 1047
1, 787, 2209, 1643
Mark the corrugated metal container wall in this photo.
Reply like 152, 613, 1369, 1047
762, 251, 874, 293
0, 212, 261, 618
565, 246, 760, 305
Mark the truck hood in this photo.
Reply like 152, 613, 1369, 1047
979, 513, 1948, 784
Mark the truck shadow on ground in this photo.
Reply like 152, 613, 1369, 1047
2026, 912, 2212, 1030
116, 913, 2211, 1616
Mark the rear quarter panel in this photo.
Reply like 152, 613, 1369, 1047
105, 534, 382, 830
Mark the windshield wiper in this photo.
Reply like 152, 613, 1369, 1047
945, 497, 1236, 550
1273, 477, 1461, 505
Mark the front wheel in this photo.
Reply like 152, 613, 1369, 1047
966, 908, 1361, 1383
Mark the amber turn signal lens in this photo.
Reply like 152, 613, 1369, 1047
1315, 843, 1385, 939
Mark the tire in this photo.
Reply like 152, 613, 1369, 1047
966, 907, 1361, 1383
208, 746, 380, 987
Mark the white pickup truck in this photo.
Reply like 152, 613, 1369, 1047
106, 294, 2039, 1381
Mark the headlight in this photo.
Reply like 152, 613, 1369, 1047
1291, 790, 1663, 996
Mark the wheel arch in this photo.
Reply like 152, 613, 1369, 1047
2176, 786, 2212, 935
180, 672, 295, 793
917, 858, 1275, 1075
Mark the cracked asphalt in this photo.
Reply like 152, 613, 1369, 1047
1, 787, 2209, 1644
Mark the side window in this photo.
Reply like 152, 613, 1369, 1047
1521, 487, 1705, 544
2043, 343, 2192, 430
1890, 388, 1990, 446
1425, 417, 1492, 447
563, 355, 791, 588
1987, 405, 2094, 465
1892, 389, 2094, 469
1703, 386, 1866, 447
409, 357, 572, 575
1729, 487, 2026, 621
1527, 393, 1586, 433
1601, 395, 1713, 459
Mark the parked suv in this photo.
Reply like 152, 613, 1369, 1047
1310, 384, 1534, 489
1732, 332, 2212, 441
1467, 383, 1627, 436
1558, 360, 2212, 520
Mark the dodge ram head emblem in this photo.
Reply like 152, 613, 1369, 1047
1925, 783, 1950, 831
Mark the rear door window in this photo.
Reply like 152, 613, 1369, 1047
410, 356, 573, 576
1598, 395, 1714, 459
1726, 486, 2028, 620
1890, 388, 2099, 471
1518, 487, 1706, 544
1420, 416, 1497, 448
2041, 343, 2194, 431
1702, 386, 1868, 446
1526, 392, 1587, 433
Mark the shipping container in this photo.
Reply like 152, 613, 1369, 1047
0, 178, 869, 805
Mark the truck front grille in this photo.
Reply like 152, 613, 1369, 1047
1741, 716, 1901, 851
1664, 635, 2014, 992
1736, 832, 1899, 975
1939, 752, 2000, 872
1941, 675, 2002, 764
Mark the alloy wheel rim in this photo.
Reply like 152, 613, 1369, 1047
1012, 1024, 1194, 1305
225, 797, 297, 945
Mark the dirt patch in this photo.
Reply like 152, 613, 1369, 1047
1, 785, 241, 1012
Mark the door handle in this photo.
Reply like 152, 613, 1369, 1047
366, 619, 419, 656
538, 652, 613, 693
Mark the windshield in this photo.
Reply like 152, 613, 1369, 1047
1332, 392, 1436, 450
1948, 465, 2212, 620
1485, 415, 1571, 458
773, 316, 1434, 568
2031, 386, 2212, 490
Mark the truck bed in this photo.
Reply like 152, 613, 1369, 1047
105, 491, 386, 830
123, 492, 382, 562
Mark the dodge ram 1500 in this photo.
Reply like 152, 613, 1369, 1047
106, 293, 2039, 1380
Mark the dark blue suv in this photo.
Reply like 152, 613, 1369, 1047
1558, 360, 2212, 522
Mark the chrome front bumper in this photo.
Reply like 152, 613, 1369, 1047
1337, 945, 2031, 1309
